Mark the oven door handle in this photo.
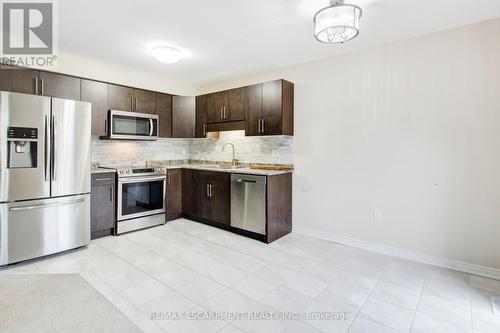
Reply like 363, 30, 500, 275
118, 176, 166, 183
149, 118, 154, 136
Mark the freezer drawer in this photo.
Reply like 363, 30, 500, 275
231, 174, 266, 235
0, 194, 90, 266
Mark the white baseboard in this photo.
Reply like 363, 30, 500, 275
293, 225, 500, 281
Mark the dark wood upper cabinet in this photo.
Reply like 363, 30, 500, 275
108, 84, 133, 111
133, 89, 156, 113
245, 84, 263, 136
226, 88, 245, 122
261, 80, 283, 135
0, 66, 39, 94
91, 173, 116, 239
38, 72, 81, 100
172, 96, 195, 138
206, 89, 245, 123
246, 79, 294, 136
195, 95, 207, 138
156, 93, 172, 138
81, 79, 109, 136
166, 169, 182, 221
206, 92, 225, 123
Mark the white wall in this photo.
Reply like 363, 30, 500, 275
198, 18, 500, 270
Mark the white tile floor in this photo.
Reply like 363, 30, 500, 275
2, 218, 500, 333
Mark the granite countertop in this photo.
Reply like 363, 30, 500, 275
92, 161, 293, 176
171, 164, 292, 176
91, 167, 116, 174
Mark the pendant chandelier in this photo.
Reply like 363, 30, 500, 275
313, 0, 362, 44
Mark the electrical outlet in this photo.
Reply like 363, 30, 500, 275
374, 209, 383, 221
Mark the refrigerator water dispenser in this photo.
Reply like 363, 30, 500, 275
7, 127, 38, 168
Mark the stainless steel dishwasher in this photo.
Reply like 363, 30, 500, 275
231, 174, 267, 235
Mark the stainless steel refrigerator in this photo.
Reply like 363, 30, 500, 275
0, 91, 91, 266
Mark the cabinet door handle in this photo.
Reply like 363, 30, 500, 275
33, 77, 38, 94
104, 119, 107, 134
167, 172, 171, 185
209, 184, 213, 198
224, 106, 227, 119
130, 96, 133, 111
261, 118, 265, 134
206, 184, 210, 198
40, 78, 44, 95
203, 123, 207, 136
220, 107, 223, 119
94, 178, 112, 181
109, 186, 113, 202
258, 118, 262, 134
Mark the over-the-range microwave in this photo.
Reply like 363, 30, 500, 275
100, 110, 159, 141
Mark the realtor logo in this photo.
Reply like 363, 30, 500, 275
1, 0, 57, 68
2, 2, 53, 54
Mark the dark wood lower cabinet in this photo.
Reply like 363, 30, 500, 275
179, 169, 292, 242
166, 169, 182, 221
182, 169, 211, 220
89, 168, 291, 243
182, 169, 231, 226
91, 173, 116, 239
205, 172, 231, 226
266, 172, 292, 243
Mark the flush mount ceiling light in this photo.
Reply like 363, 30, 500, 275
151, 46, 183, 64
313, 0, 362, 44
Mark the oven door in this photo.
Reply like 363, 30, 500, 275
109, 110, 158, 140
117, 175, 166, 221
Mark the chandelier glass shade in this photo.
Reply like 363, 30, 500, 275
314, 0, 362, 44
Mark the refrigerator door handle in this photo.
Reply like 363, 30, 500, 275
9, 197, 86, 212
44, 115, 49, 181
51, 114, 56, 181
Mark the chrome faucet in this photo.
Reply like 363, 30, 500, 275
222, 143, 239, 167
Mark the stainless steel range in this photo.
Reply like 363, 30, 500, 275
110, 166, 167, 234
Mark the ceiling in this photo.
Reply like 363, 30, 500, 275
59, 0, 500, 86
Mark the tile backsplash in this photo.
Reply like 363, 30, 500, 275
92, 137, 190, 164
189, 131, 293, 165
92, 131, 293, 165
